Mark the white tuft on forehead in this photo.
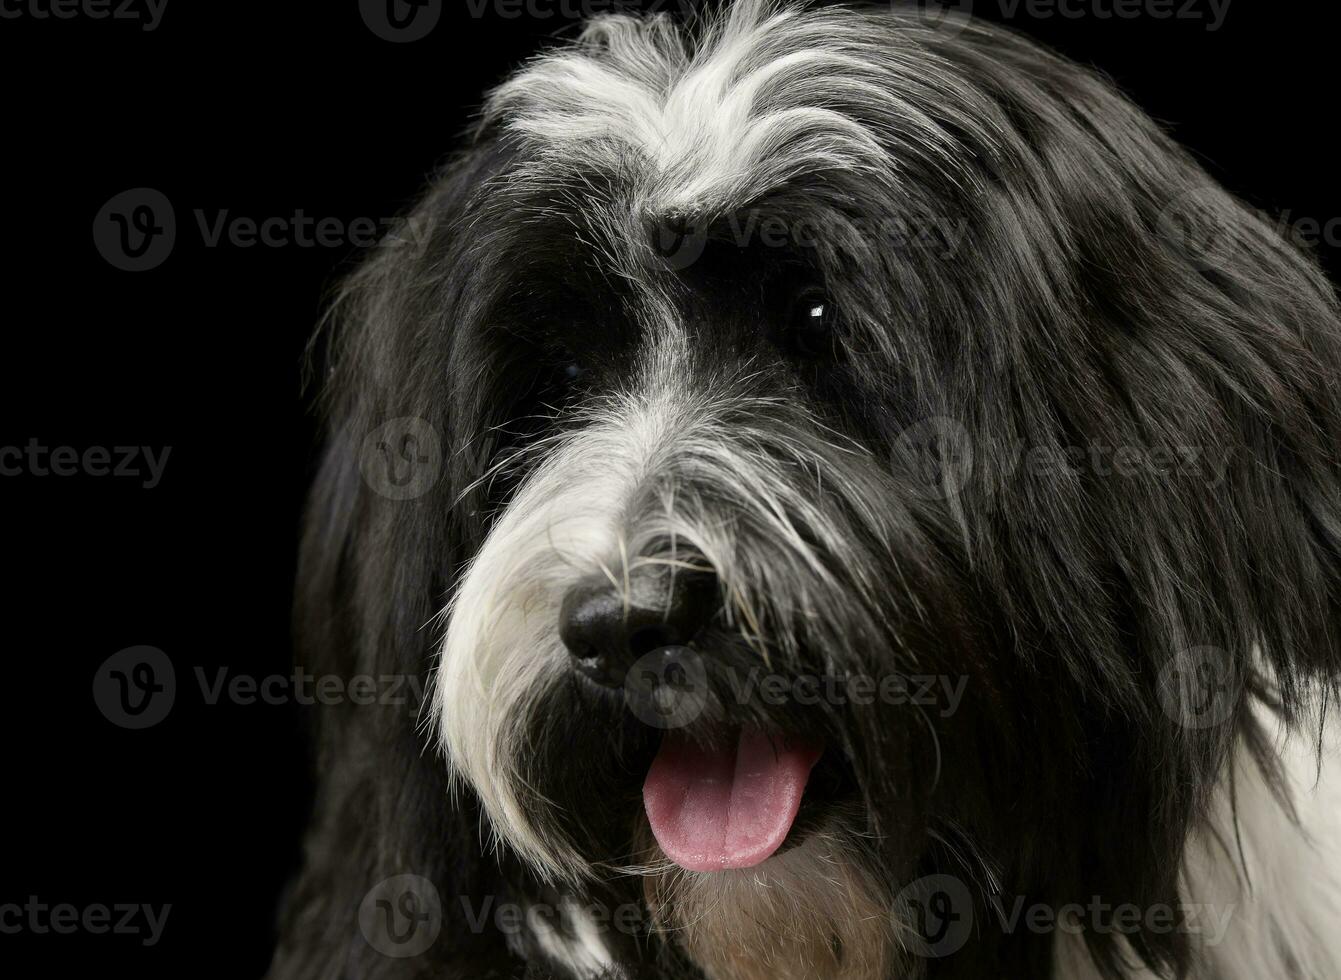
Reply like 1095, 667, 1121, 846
480, 0, 978, 219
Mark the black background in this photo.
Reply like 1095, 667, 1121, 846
1, 1, 1336, 976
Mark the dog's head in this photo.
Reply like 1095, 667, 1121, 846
304, 2, 1341, 977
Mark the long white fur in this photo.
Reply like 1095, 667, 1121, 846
512, 898, 618, 977
431, 378, 680, 882
481, 0, 979, 219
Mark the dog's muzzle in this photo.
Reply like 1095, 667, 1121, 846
558, 564, 719, 688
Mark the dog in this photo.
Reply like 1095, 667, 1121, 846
268, 2, 1341, 978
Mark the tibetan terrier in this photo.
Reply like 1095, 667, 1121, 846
270, 2, 1341, 978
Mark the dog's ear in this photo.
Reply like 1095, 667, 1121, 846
1144, 179, 1341, 700
273, 144, 524, 980
924, 19, 1341, 706
909, 21, 1341, 979
1089, 129, 1341, 708
298, 139, 513, 676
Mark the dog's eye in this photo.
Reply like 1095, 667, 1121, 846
782, 290, 836, 359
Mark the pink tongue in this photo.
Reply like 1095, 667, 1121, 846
643, 729, 824, 872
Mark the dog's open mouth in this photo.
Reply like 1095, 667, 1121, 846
642, 728, 827, 872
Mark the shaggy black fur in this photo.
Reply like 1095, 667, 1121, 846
268, 3, 1341, 979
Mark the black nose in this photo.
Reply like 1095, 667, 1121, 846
559, 566, 718, 688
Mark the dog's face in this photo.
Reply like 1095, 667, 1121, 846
309, 2, 1341, 977
433, 6, 1002, 960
